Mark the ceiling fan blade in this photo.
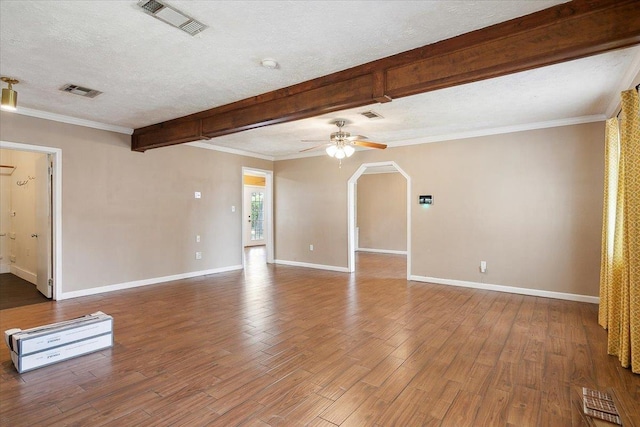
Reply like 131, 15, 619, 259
353, 140, 387, 149
299, 143, 330, 153
346, 135, 368, 141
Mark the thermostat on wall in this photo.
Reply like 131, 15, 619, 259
419, 195, 433, 205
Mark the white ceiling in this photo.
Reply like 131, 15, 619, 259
1, 1, 639, 160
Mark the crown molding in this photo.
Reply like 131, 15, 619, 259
387, 115, 606, 149
274, 114, 606, 161
13, 107, 134, 135
186, 141, 275, 161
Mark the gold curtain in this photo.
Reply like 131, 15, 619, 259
599, 88, 640, 373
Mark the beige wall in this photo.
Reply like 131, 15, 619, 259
1, 110, 605, 298
357, 172, 407, 252
0, 149, 45, 282
274, 156, 353, 266
0, 112, 272, 294
275, 122, 604, 296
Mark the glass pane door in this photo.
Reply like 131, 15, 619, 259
250, 191, 264, 241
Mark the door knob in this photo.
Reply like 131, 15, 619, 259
31, 234, 38, 238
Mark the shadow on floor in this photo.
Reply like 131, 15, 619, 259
0, 273, 50, 310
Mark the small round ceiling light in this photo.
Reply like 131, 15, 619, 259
260, 58, 279, 69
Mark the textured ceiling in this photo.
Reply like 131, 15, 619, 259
1, 1, 639, 159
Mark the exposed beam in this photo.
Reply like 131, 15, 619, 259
132, 0, 640, 152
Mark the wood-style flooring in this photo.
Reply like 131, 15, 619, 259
0, 273, 50, 310
0, 248, 638, 426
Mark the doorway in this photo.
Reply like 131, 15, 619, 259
244, 185, 266, 247
348, 161, 411, 278
241, 168, 273, 267
0, 141, 62, 301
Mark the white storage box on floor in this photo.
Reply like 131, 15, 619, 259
4, 311, 113, 373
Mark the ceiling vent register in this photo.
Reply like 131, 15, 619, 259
137, 0, 207, 36
59, 84, 102, 98
360, 110, 384, 119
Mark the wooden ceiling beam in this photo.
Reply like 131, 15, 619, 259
132, 0, 640, 152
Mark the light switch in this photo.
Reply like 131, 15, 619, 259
196, 235, 201, 243
194, 191, 201, 199
231, 206, 236, 212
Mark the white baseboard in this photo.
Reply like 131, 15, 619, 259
409, 275, 599, 304
10, 265, 37, 285
275, 259, 349, 273
60, 265, 243, 300
0, 263, 10, 274
357, 248, 407, 255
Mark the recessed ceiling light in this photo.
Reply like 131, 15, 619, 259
260, 58, 279, 69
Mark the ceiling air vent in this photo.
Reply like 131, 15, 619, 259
59, 84, 102, 98
137, 0, 207, 36
360, 110, 384, 119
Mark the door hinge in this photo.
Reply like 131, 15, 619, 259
48, 278, 53, 289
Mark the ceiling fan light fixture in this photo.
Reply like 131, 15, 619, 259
326, 145, 338, 157
334, 148, 346, 160
1, 77, 19, 111
343, 145, 355, 157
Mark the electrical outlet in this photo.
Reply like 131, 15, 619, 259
309, 244, 314, 251
194, 191, 201, 199
195, 252, 202, 260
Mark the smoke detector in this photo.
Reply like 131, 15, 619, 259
137, 0, 207, 36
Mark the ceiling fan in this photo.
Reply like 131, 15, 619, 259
300, 120, 387, 160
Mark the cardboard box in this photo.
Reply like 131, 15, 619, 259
5, 311, 113, 355
11, 333, 113, 373
4, 311, 114, 373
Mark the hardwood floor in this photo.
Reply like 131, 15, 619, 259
0, 249, 638, 426
0, 273, 50, 310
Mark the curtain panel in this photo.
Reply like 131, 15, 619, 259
599, 88, 640, 374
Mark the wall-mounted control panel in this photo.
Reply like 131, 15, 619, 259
419, 195, 433, 205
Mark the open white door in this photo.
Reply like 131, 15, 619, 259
35, 154, 52, 298
243, 185, 266, 247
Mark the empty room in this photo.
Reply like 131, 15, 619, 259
0, 1, 639, 426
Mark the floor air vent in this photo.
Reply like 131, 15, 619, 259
59, 84, 102, 98
137, 0, 207, 36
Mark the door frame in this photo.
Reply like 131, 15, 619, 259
241, 167, 274, 264
348, 161, 411, 279
1, 140, 62, 300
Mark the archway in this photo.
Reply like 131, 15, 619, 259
347, 161, 411, 278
